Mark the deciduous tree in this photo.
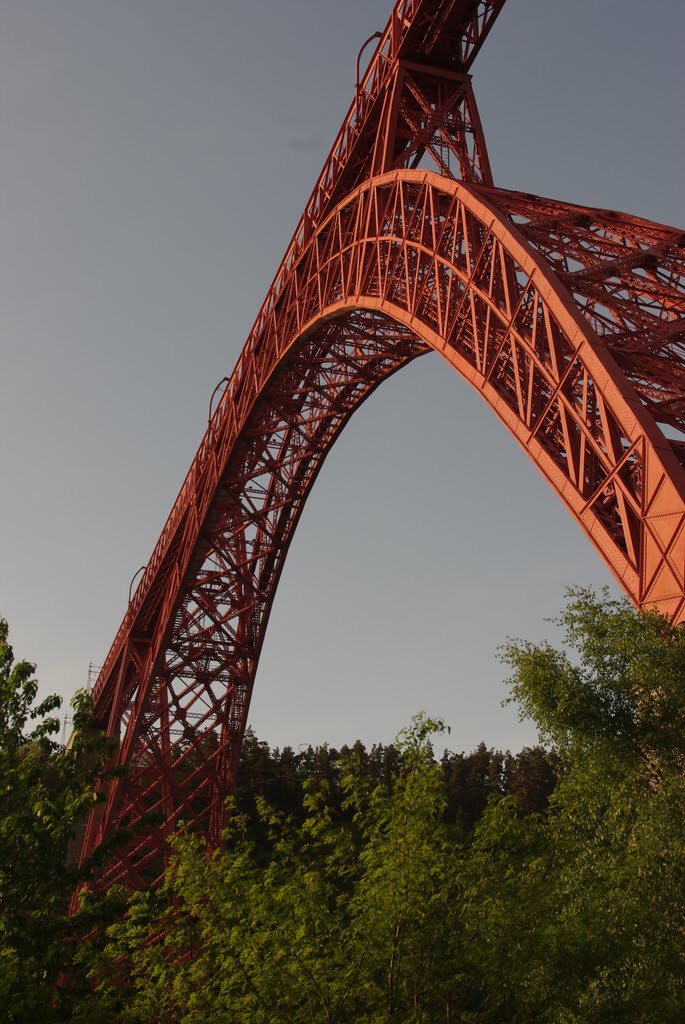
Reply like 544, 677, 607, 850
0, 619, 114, 1022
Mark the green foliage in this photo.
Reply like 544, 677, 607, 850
502, 586, 685, 772
235, 725, 557, 842
0, 619, 115, 1023
347, 715, 465, 1021
75, 715, 467, 1023
6, 591, 685, 1022
479, 587, 685, 1022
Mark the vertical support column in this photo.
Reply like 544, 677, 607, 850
158, 674, 175, 854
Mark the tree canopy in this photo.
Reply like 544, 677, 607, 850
0, 619, 115, 1022
2, 589, 685, 1022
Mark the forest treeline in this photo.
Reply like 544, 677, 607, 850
235, 727, 558, 835
1, 589, 685, 1023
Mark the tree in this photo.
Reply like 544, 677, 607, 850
457, 589, 685, 1023
0, 618, 114, 1023
70, 590, 685, 1022
346, 715, 467, 1021
74, 716, 470, 1023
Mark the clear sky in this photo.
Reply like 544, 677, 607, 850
1, 0, 683, 754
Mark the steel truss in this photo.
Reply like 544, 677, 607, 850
76, 0, 685, 886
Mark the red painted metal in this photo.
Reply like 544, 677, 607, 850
76, 0, 685, 887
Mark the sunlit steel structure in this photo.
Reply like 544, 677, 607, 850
76, 0, 685, 887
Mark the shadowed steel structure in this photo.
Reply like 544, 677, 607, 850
77, 0, 685, 887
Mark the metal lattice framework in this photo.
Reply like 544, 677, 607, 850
76, 0, 685, 887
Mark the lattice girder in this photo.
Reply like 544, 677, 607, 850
71, 0, 685, 889
83, 313, 427, 885
493, 190, 685, 442
80, 170, 685, 885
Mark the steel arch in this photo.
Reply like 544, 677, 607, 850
79, 170, 685, 886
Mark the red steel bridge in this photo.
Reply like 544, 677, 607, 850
77, 0, 685, 887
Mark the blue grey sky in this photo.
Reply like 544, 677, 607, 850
1, 0, 683, 752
